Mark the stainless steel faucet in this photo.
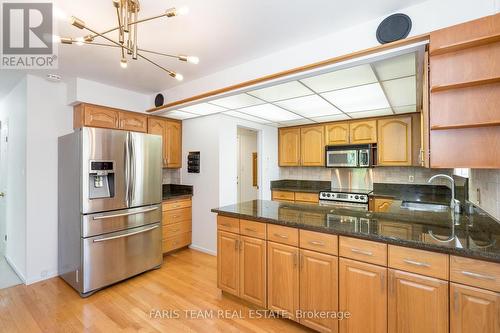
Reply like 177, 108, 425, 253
428, 174, 460, 214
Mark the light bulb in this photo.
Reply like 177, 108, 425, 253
175, 73, 183, 81
186, 56, 199, 64
178, 6, 189, 15
74, 37, 84, 46
120, 58, 128, 69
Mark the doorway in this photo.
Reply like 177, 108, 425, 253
237, 128, 258, 203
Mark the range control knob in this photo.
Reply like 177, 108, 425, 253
355, 195, 359, 200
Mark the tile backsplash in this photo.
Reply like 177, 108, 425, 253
469, 169, 500, 220
162, 168, 181, 184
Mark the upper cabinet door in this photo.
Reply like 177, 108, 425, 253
325, 123, 349, 145
388, 269, 448, 333
450, 283, 500, 333
300, 125, 325, 166
279, 128, 301, 166
147, 118, 167, 167
119, 112, 148, 133
349, 120, 377, 144
166, 120, 182, 168
378, 116, 412, 166
83, 105, 119, 129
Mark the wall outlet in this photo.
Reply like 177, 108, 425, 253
408, 175, 415, 183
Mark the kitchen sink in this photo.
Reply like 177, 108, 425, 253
400, 201, 449, 212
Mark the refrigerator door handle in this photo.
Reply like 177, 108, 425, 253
92, 206, 159, 220
124, 132, 130, 207
92, 225, 159, 243
130, 134, 136, 203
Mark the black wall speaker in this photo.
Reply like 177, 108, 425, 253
376, 13, 412, 44
154, 93, 164, 107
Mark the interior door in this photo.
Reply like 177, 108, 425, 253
0, 121, 7, 254
129, 132, 162, 208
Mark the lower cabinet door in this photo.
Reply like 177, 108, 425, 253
450, 283, 500, 333
217, 231, 239, 296
339, 258, 387, 333
267, 241, 299, 320
299, 249, 338, 333
388, 269, 448, 333
239, 236, 267, 307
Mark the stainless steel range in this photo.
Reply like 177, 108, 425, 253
319, 188, 373, 211
58, 127, 163, 297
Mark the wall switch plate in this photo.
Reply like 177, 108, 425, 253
408, 175, 414, 183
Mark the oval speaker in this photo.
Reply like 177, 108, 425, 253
154, 93, 164, 107
376, 13, 412, 44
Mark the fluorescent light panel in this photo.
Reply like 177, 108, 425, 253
301, 64, 377, 93
279, 118, 315, 127
223, 111, 271, 124
321, 83, 390, 113
164, 110, 198, 119
372, 52, 416, 81
209, 93, 263, 109
382, 76, 416, 107
248, 81, 313, 102
239, 104, 302, 122
274, 95, 342, 117
179, 103, 226, 115
349, 108, 393, 118
311, 114, 350, 122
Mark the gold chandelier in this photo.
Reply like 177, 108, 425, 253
60, 0, 198, 81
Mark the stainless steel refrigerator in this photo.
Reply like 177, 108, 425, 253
58, 127, 163, 297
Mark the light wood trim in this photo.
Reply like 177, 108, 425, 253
450, 256, 500, 292
339, 236, 387, 266
299, 230, 338, 256
267, 224, 299, 246
239, 219, 267, 240
146, 34, 430, 113
431, 34, 500, 56
388, 245, 449, 280
217, 215, 240, 234
272, 190, 295, 201
294, 192, 319, 203
162, 231, 191, 253
239, 236, 267, 308
373, 198, 395, 212
162, 207, 191, 225
431, 121, 500, 130
162, 198, 192, 211
162, 220, 191, 239
431, 77, 500, 92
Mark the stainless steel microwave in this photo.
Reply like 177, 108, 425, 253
325, 144, 372, 168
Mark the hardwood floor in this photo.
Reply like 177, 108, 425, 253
0, 249, 313, 333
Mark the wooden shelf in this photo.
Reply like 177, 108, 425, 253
431, 77, 500, 93
430, 34, 500, 56
431, 121, 500, 131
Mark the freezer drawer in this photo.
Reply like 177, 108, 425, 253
82, 204, 161, 238
82, 223, 162, 294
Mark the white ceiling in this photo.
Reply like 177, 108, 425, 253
164, 52, 420, 126
40, 0, 427, 94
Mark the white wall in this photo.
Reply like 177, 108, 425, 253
0, 77, 27, 281
237, 128, 258, 203
67, 77, 151, 112
159, 0, 497, 104
469, 169, 500, 220
182, 114, 279, 255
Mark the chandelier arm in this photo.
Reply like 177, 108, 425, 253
115, 6, 125, 58
79, 41, 181, 61
82, 25, 176, 76
86, 13, 167, 41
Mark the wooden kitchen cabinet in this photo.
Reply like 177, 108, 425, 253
300, 125, 325, 166
279, 127, 301, 166
118, 112, 148, 132
166, 120, 182, 168
299, 249, 338, 333
148, 117, 168, 168
325, 122, 349, 145
388, 269, 449, 333
239, 236, 267, 308
339, 258, 387, 333
450, 283, 500, 333
217, 230, 240, 296
267, 241, 299, 320
378, 116, 412, 166
162, 197, 192, 253
74, 103, 119, 129
349, 120, 377, 144
373, 197, 394, 212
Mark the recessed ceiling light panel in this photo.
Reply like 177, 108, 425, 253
223, 111, 271, 124
179, 103, 226, 115
382, 76, 416, 107
274, 95, 342, 117
349, 108, 393, 118
321, 83, 390, 113
210, 94, 263, 109
301, 64, 377, 93
238, 104, 302, 122
164, 110, 198, 119
372, 52, 416, 81
248, 81, 313, 102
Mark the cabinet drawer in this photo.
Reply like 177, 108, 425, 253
162, 198, 192, 211
162, 220, 191, 239
388, 245, 449, 280
267, 224, 298, 246
162, 232, 191, 253
217, 215, 239, 233
240, 219, 266, 239
450, 256, 500, 292
294, 192, 319, 203
162, 207, 191, 225
299, 230, 338, 255
339, 236, 387, 266
272, 191, 295, 201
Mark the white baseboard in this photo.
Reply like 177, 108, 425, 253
25, 270, 58, 285
4, 255, 26, 283
189, 244, 216, 256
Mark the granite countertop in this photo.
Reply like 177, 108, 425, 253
212, 200, 500, 263
271, 180, 331, 193
371, 183, 452, 205
162, 184, 193, 200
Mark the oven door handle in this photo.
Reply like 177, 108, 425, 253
93, 225, 159, 243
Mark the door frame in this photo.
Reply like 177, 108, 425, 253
0, 120, 8, 255
236, 126, 261, 203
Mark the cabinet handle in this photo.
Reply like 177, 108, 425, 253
461, 271, 495, 281
351, 248, 373, 256
293, 253, 298, 268
403, 258, 430, 267
171, 229, 180, 232
172, 215, 180, 218
234, 239, 239, 251
273, 233, 288, 239
454, 290, 459, 314
308, 240, 325, 247
245, 228, 257, 232
220, 223, 230, 227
